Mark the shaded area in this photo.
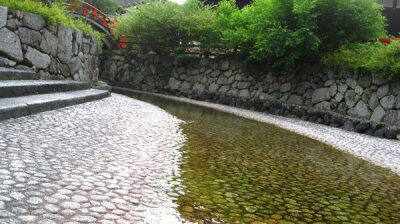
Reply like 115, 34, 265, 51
122, 90, 400, 224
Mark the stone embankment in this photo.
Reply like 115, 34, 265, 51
0, 6, 99, 81
101, 51, 400, 140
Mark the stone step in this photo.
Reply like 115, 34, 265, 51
0, 89, 110, 121
0, 67, 37, 80
0, 80, 91, 98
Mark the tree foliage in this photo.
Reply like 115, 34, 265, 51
116, 0, 387, 69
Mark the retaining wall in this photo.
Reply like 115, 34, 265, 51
100, 51, 400, 140
0, 6, 99, 81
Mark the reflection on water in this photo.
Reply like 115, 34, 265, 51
120, 91, 400, 224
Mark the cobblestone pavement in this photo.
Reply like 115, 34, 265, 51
0, 94, 190, 224
124, 89, 400, 176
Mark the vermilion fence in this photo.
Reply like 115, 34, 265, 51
62, 0, 117, 33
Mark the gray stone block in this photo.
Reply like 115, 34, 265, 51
22, 12, 45, 31
0, 28, 23, 62
57, 26, 73, 64
0, 6, 7, 28
19, 27, 41, 48
24, 47, 51, 69
40, 29, 58, 56
380, 95, 395, 110
384, 110, 400, 126
371, 105, 385, 122
312, 88, 331, 104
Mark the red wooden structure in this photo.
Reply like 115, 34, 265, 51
62, 0, 117, 34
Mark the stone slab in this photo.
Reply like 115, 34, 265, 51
0, 67, 36, 80
0, 89, 109, 120
0, 80, 91, 98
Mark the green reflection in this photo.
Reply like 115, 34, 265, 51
118, 90, 400, 224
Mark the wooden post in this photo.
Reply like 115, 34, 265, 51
393, 0, 398, 8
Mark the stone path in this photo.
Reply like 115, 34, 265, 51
0, 94, 189, 224
118, 88, 400, 176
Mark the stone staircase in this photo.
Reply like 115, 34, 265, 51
0, 68, 110, 120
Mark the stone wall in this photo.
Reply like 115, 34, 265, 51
0, 6, 99, 81
100, 51, 400, 140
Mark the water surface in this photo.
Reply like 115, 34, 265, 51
120, 91, 400, 224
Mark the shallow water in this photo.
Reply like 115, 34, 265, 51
120, 91, 400, 224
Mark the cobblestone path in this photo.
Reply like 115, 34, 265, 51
0, 94, 188, 224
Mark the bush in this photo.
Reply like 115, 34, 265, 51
115, 0, 218, 54
322, 42, 400, 79
1, 0, 104, 50
215, 0, 386, 68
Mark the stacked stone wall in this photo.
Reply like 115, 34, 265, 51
0, 7, 99, 81
100, 51, 400, 140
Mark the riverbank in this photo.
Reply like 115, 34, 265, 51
114, 87, 400, 176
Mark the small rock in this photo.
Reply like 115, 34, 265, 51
71, 215, 96, 223
342, 120, 355, 132
355, 120, 371, 133
6, 19, 19, 31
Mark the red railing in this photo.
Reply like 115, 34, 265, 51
62, 0, 116, 31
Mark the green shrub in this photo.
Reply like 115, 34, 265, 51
322, 42, 400, 79
115, 0, 218, 54
0, 0, 104, 50
215, 0, 386, 68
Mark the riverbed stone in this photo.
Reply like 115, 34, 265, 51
22, 12, 46, 31
312, 88, 331, 104
25, 47, 51, 69
0, 6, 7, 28
0, 28, 23, 62
19, 27, 41, 48
57, 26, 73, 64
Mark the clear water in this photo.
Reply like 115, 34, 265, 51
119, 91, 400, 224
